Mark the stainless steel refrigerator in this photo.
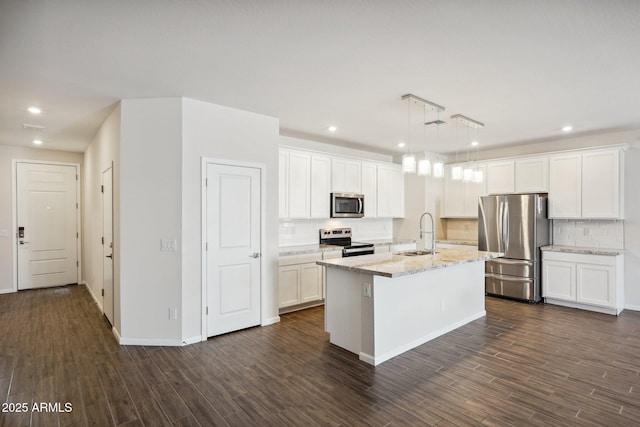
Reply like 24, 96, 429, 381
478, 194, 550, 302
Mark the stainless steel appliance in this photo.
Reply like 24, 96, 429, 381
319, 228, 374, 257
478, 194, 549, 302
330, 193, 364, 218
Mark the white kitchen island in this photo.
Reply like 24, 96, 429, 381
317, 248, 503, 366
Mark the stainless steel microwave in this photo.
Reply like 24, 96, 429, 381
331, 193, 364, 218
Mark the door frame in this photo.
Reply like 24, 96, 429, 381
102, 162, 114, 324
201, 157, 266, 341
11, 160, 82, 293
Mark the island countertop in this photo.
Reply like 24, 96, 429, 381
317, 248, 503, 278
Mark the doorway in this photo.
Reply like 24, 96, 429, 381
15, 162, 80, 290
203, 160, 263, 337
102, 165, 114, 325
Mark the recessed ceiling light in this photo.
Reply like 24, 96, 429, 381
328, 126, 337, 132
471, 141, 479, 146
398, 142, 405, 148
33, 139, 43, 145
562, 125, 573, 132
28, 106, 42, 114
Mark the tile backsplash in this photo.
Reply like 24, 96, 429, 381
552, 219, 624, 249
280, 218, 393, 246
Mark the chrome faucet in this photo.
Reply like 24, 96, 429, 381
419, 212, 436, 254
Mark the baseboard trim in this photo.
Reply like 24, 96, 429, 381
82, 282, 104, 311
262, 316, 281, 326
119, 337, 184, 347
624, 304, 640, 312
0, 288, 14, 295
182, 335, 203, 345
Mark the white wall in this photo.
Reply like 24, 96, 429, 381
624, 143, 640, 310
82, 103, 121, 330
0, 145, 82, 293
119, 98, 183, 343
182, 98, 280, 342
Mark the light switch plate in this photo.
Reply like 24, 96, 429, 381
161, 239, 177, 251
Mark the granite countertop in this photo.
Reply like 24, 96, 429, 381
436, 239, 478, 246
279, 244, 342, 256
358, 238, 418, 246
541, 245, 625, 256
279, 238, 418, 256
317, 248, 504, 278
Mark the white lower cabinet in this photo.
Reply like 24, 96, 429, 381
279, 253, 323, 310
542, 251, 624, 315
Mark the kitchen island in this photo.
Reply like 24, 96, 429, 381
317, 248, 503, 365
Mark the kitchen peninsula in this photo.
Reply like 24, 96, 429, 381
317, 248, 503, 365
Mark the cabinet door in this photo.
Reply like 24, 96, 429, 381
332, 158, 361, 193
288, 151, 311, 218
549, 154, 582, 218
542, 260, 575, 301
463, 164, 486, 217
278, 265, 300, 308
576, 263, 615, 307
361, 162, 377, 218
300, 263, 322, 303
486, 161, 515, 194
310, 155, 331, 218
582, 150, 622, 219
515, 157, 548, 193
279, 150, 289, 218
441, 165, 464, 217
389, 165, 404, 218
376, 165, 392, 217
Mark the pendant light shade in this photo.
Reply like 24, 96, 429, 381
451, 165, 462, 181
463, 167, 473, 182
433, 161, 444, 178
402, 154, 416, 173
473, 169, 484, 183
418, 158, 432, 176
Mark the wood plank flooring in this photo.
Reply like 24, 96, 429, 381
2, 285, 640, 426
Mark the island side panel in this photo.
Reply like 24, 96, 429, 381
324, 267, 374, 355
370, 261, 486, 365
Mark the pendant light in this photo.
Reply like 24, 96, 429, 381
451, 117, 463, 180
451, 114, 484, 182
417, 105, 432, 176
472, 131, 484, 183
463, 124, 473, 182
400, 94, 445, 175
432, 112, 444, 178
401, 94, 416, 173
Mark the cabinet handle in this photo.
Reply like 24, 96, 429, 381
249, 252, 260, 258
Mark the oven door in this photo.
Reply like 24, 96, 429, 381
331, 193, 364, 218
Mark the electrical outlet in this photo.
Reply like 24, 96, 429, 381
169, 307, 178, 320
362, 283, 372, 298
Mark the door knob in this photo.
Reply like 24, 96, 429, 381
19, 241, 29, 245
249, 252, 260, 258
106, 254, 113, 259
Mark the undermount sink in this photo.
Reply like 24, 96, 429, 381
395, 250, 438, 256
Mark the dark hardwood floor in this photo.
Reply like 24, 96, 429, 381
2, 285, 640, 426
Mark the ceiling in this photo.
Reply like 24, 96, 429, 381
2, 0, 640, 155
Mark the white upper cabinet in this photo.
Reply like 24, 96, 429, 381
279, 150, 289, 218
441, 163, 486, 218
361, 162, 378, 218
287, 151, 311, 218
331, 157, 361, 193
549, 149, 624, 219
377, 163, 404, 218
515, 156, 548, 193
549, 153, 582, 218
486, 160, 515, 194
581, 150, 623, 219
280, 147, 403, 219
310, 155, 331, 218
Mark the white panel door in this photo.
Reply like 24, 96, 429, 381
206, 163, 261, 337
577, 263, 615, 307
549, 154, 582, 218
361, 162, 377, 218
486, 161, 515, 194
310, 155, 331, 218
582, 150, 621, 219
542, 260, 575, 301
102, 166, 114, 325
17, 163, 78, 290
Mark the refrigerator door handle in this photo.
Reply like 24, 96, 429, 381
502, 199, 509, 253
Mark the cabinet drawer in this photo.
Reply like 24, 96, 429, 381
279, 252, 322, 266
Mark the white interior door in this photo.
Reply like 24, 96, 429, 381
206, 163, 261, 337
17, 163, 78, 290
102, 166, 114, 325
